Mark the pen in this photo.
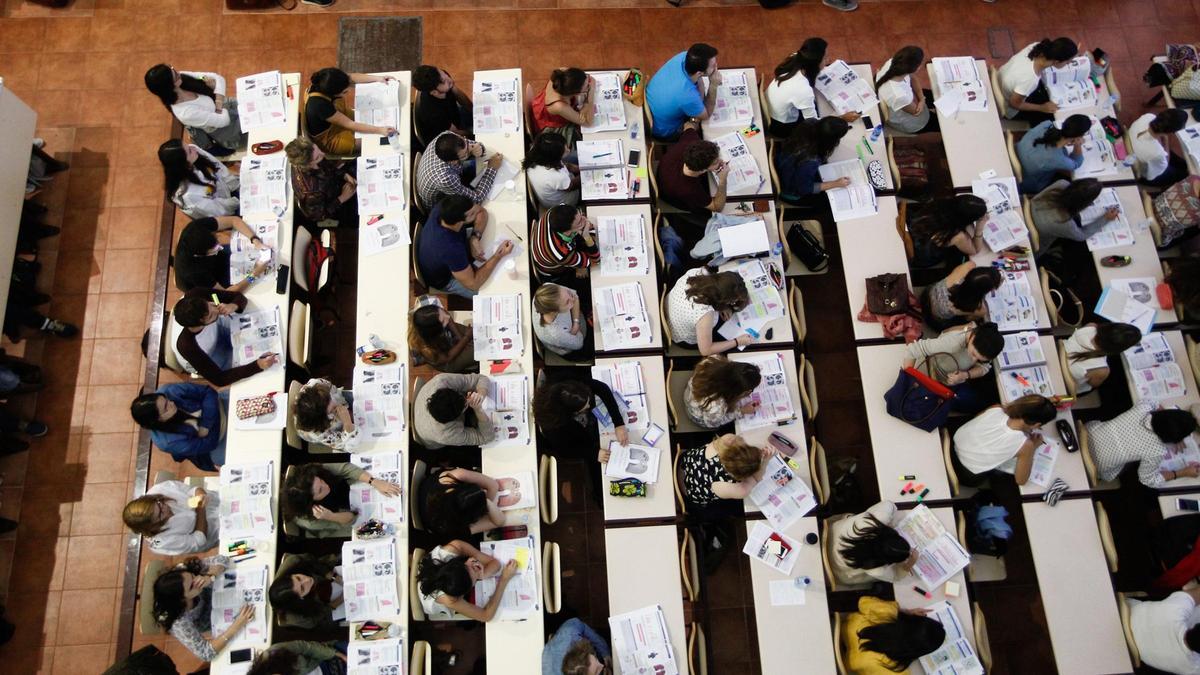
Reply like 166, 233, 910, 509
593, 152, 613, 158
862, 137, 874, 155
503, 223, 524, 242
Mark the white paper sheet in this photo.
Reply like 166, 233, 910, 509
733, 351, 797, 432
605, 441, 662, 483
1027, 437, 1059, 488
230, 307, 283, 368
239, 153, 290, 217
356, 153, 407, 214
352, 362, 407, 440
815, 60, 879, 115
219, 461, 275, 539
472, 294, 524, 360
609, 605, 680, 675
749, 455, 817, 530
1096, 286, 1156, 335
594, 282, 653, 349
348, 451, 404, 526
718, 219, 771, 258
495, 471, 537, 511
596, 213, 649, 277
473, 76, 520, 134
360, 212, 411, 257
341, 538, 400, 622
353, 79, 401, 139
581, 71, 628, 132
768, 578, 808, 606
743, 521, 801, 575
235, 70, 286, 131
210, 564, 269, 647
896, 505, 969, 588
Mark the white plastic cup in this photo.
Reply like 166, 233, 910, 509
504, 259, 518, 279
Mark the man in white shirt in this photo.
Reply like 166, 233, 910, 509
1130, 588, 1200, 674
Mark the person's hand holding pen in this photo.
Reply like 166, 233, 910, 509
256, 352, 279, 370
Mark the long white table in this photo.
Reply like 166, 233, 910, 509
586, 203, 663, 353
1124, 330, 1200, 411
1023, 498, 1132, 675
927, 58, 1012, 190
1053, 77, 1136, 185
815, 62, 895, 191
745, 517, 836, 675
1095, 185, 1178, 325
582, 69, 650, 203
701, 67, 772, 199
0, 84, 36, 329
604, 525, 689, 675
1159, 490, 1200, 518
857, 343, 951, 503
837, 197, 907, 342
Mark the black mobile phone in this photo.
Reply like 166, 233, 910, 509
1179, 499, 1200, 512
861, 115, 873, 130
1055, 419, 1078, 453
627, 149, 641, 167
276, 264, 289, 294
230, 648, 253, 664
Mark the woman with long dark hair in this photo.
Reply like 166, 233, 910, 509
530, 67, 595, 146
844, 597, 947, 674
304, 67, 397, 156
144, 64, 245, 155
1016, 114, 1092, 194
684, 355, 762, 428
408, 303, 475, 373
906, 194, 988, 268
876, 46, 938, 134
1030, 177, 1121, 252
922, 261, 1003, 331
418, 467, 506, 540
283, 462, 400, 538
1062, 322, 1141, 394
774, 116, 852, 209
268, 553, 342, 630
523, 131, 581, 208
534, 372, 629, 501
130, 383, 227, 471
765, 39, 859, 137
158, 139, 239, 219
997, 37, 1080, 124
829, 501, 916, 586
416, 539, 517, 622
152, 555, 255, 661
953, 394, 1058, 486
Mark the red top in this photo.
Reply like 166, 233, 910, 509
531, 88, 578, 132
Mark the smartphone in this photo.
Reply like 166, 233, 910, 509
276, 264, 289, 294
861, 115, 873, 130
627, 149, 641, 167
230, 648, 253, 664
1178, 499, 1200, 512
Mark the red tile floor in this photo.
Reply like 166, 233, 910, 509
0, 0, 1193, 672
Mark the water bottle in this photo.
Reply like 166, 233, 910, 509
368, 333, 384, 350
504, 259, 518, 279
795, 576, 812, 589
870, 124, 884, 143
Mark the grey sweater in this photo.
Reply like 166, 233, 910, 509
413, 373, 495, 449
1030, 180, 1109, 253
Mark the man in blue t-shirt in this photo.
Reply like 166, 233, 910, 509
645, 43, 721, 140
416, 194, 513, 298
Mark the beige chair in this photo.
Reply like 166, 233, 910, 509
886, 136, 902, 192
1095, 501, 1119, 573
686, 621, 708, 675
942, 428, 978, 498
1143, 189, 1166, 249
524, 82, 536, 139
759, 74, 777, 143
832, 612, 849, 675
1039, 269, 1059, 326
410, 377, 429, 446
409, 640, 433, 675
409, 548, 427, 621
1005, 130, 1023, 183
138, 559, 167, 636
1116, 592, 1143, 668
680, 528, 700, 602
767, 142, 782, 197
809, 436, 829, 505
973, 602, 993, 672
652, 211, 668, 274
542, 541, 561, 614
1021, 197, 1040, 253
989, 64, 1011, 120
162, 308, 199, 377
1055, 341, 1100, 410
799, 354, 818, 422
410, 459, 428, 531
411, 151, 428, 219
956, 510, 1007, 582
672, 444, 688, 516
822, 513, 872, 592
285, 380, 303, 451
1187, 335, 1200, 385
539, 454, 559, 525
666, 362, 704, 433
1079, 420, 1120, 490
411, 216, 428, 289
287, 299, 312, 369
411, 91, 428, 149
281, 465, 301, 537
789, 280, 807, 345
648, 143, 684, 215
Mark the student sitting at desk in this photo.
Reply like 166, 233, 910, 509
413, 65, 473, 144
413, 372, 496, 450
246, 641, 348, 675
303, 67, 397, 156
1030, 177, 1119, 252
952, 394, 1058, 486
173, 215, 269, 293
774, 116, 851, 211
544, 618, 612, 675
1152, 175, 1200, 248
285, 136, 358, 227
1128, 586, 1200, 675
531, 67, 596, 145
903, 321, 1004, 414
294, 378, 359, 451
844, 596, 947, 675
415, 131, 504, 207
645, 43, 720, 141
997, 38, 1079, 124
1016, 114, 1092, 194
144, 64, 244, 156
681, 433, 773, 516
1087, 402, 1200, 488
158, 139, 239, 219
1130, 109, 1191, 188
655, 120, 729, 236
533, 283, 591, 361
531, 204, 599, 279
922, 261, 1003, 332
1062, 322, 1140, 395
122, 480, 220, 556
418, 467, 507, 539
666, 266, 757, 355
409, 303, 476, 374
684, 355, 762, 428
417, 539, 519, 622
830, 501, 918, 586
283, 462, 402, 538
876, 46, 938, 135
534, 373, 628, 501
765, 38, 848, 137
152, 555, 255, 662
416, 194, 513, 299
906, 195, 988, 269
524, 132, 581, 208
171, 289, 279, 387
130, 383, 228, 472
268, 553, 342, 631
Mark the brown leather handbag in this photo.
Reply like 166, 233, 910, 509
865, 273, 912, 316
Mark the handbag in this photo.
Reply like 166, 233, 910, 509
609, 477, 647, 497
1044, 269, 1084, 328
891, 144, 929, 191
622, 69, 646, 108
1171, 67, 1200, 101
785, 222, 829, 272
235, 393, 276, 420
883, 359, 956, 432
865, 273, 912, 315
1167, 44, 1200, 79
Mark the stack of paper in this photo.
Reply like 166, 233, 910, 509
578, 139, 629, 201
353, 79, 401, 138
473, 76, 520, 134
971, 177, 1029, 252
1081, 188, 1134, 250
483, 373, 531, 447
596, 213, 649, 277
1096, 285, 1156, 335
348, 451, 404, 525
342, 538, 400, 621
477, 536, 540, 620
1042, 56, 1099, 111
931, 57, 989, 114
595, 282, 654, 349
996, 331, 1055, 401
985, 270, 1039, 331
734, 352, 797, 432
352, 362, 407, 439
997, 331, 1046, 369
495, 471, 537, 511
210, 564, 269, 647
713, 131, 765, 195
749, 455, 817, 530
239, 154, 290, 217
360, 212, 410, 257
473, 294, 524, 360
918, 602, 985, 675
1126, 333, 1187, 400
347, 637, 405, 675
718, 259, 786, 341
235, 70, 286, 130
896, 505, 970, 588
819, 159, 877, 221
592, 361, 650, 430
743, 521, 801, 575
231, 307, 283, 368
581, 71, 627, 132
356, 154, 407, 214
815, 60, 879, 115
605, 442, 662, 483
610, 605, 680, 675
717, 219, 771, 259
1071, 115, 1119, 178
219, 461, 275, 539
1178, 125, 1200, 169
707, 70, 754, 126
229, 216, 278, 281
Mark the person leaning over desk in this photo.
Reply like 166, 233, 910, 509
903, 321, 1004, 415
828, 501, 918, 587
544, 618, 612, 675
416, 539, 519, 622
534, 372, 628, 502
293, 378, 359, 451
409, 303, 476, 374
922, 261, 1003, 333
1087, 402, 1200, 488
152, 555, 255, 662
268, 553, 343, 631
412, 372, 496, 450
1129, 586, 1200, 675
1060, 322, 1140, 395
130, 382, 228, 471
412, 64, 473, 143
524, 131, 581, 209
997, 37, 1080, 125
952, 394, 1058, 487
843, 596, 947, 675
415, 193, 513, 299
283, 462, 402, 538
285, 136, 358, 227
304, 67, 397, 156
679, 434, 777, 569
1015, 114, 1092, 194
684, 355, 762, 429
418, 467, 508, 540
172, 215, 270, 293
531, 203, 600, 280
533, 283, 592, 362
905, 194, 988, 270
171, 289, 279, 387
773, 116, 851, 213
415, 131, 504, 207
645, 42, 721, 141
665, 266, 759, 355
1029, 177, 1120, 253
531, 67, 597, 146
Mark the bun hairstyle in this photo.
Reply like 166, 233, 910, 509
1033, 114, 1092, 147
774, 37, 828, 85
549, 68, 588, 96
948, 267, 1003, 313
1028, 38, 1079, 63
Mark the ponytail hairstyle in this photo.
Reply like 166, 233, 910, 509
522, 131, 568, 171
152, 558, 206, 629
876, 46, 925, 90
144, 64, 214, 109
773, 38, 828, 85
158, 139, 219, 196
857, 610, 948, 672
838, 514, 912, 570
1028, 38, 1079, 64
1033, 114, 1092, 147
782, 116, 851, 161
1148, 409, 1198, 444
684, 269, 751, 314
910, 195, 987, 246
948, 267, 1002, 313
1069, 322, 1141, 362
1053, 178, 1103, 217
1150, 109, 1190, 135
1004, 394, 1058, 426
690, 356, 762, 416
549, 67, 588, 96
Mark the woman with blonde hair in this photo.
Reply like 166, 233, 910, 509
681, 434, 775, 516
684, 355, 762, 428
665, 267, 755, 355
123, 480, 221, 556
284, 136, 358, 226
532, 283, 590, 360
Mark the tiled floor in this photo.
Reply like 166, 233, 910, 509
0, 0, 1193, 673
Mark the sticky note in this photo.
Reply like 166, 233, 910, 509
513, 547, 530, 571
634, 167, 648, 179
944, 581, 961, 598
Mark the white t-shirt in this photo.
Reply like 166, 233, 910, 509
1130, 592, 1200, 674
1063, 326, 1107, 394
171, 71, 232, 133
876, 59, 915, 111
1130, 113, 1170, 181
952, 407, 1027, 475
170, 145, 240, 219
998, 43, 1041, 119
146, 480, 221, 556
765, 74, 817, 124
527, 164, 579, 208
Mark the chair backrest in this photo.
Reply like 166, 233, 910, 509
973, 602, 993, 672
409, 548, 427, 621
665, 361, 685, 429
820, 517, 839, 591
799, 355, 818, 422
410, 376, 428, 445
809, 436, 829, 505
1005, 130, 1023, 182
833, 612, 849, 675
410, 459, 428, 531
1143, 189, 1164, 247
1022, 197, 1040, 253
895, 201, 913, 260
989, 65, 1010, 119
1095, 501, 1119, 572
524, 82, 537, 138
647, 142, 662, 198
659, 284, 673, 343
138, 559, 167, 636
1187, 335, 1200, 385
1078, 419, 1100, 486
942, 428, 962, 496
679, 528, 699, 602
686, 621, 708, 675
411, 151, 428, 218
1057, 340, 1077, 398
767, 142, 781, 195
153, 469, 178, 485
411, 217, 427, 288
539, 454, 559, 525
1039, 269, 1059, 326
644, 99, 657, 140
542, 541, 562, 614
412, 91, 428, 149
281, 464, 300, 537
886, 136, 901, 191
956, 511, 969, 549
410, 640, 433, 675
292, 226, 314, 292
652, 211, 668, 275
285, 379, 303, 450
287, 299, 311, 369
1116, 592, 1142, 667
672, 444, 687, 516
790, 281, 807, 347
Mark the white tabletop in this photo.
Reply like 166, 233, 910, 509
890, 506, 975, 661
745, 517, 836, 675
856, 343, 951, 503
1124, 329, 1200, 410
582, 69, 650, 203
1022, 498, 1132, 675
837, 197, 907, 342
700, 67, 772, 198
1159, 490, 1200, 518
815, 62, 895, 191
0, 86, 36, 330
585, 203, 663, 353
1094, 185, 1178, 325
597, 354, 676, 522
927, 59, 1013, 190
604, 525, 689, 675
1053, 78, 1136, 184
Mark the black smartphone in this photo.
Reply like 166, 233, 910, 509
380, 135, 391, 146
861, 115, 873, 130
230, 648, 253, 664
276, 264, 289, 294
628, 149, 641, 167
1179, 498, 1200, 512
1055, 419, 1078, 453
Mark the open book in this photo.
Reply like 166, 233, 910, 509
1179, 125, 1200, 170
595, 282, 654, 348
815, 60, 879, 115
596, 213, 649, 277
1082, 188, 1134, 251
918, 601, 985, 675
482, 373, 530, 447
985, 270, 1039, 331
353, 79, 401, 138
581, 71, 627, 132
1041, 55, 1099, 111
1071, 115, 1119, 178
473, 294, 524, 360
357, 153, 407, 215
749, 455, 816, 530
235, 70, 286, 130
348, 451, 404, 525
353, 362, 407, 439
706, 69, 755, 126
473, 76, 520, 134
341, 537, 400, 622
718, 258, 786, 341
931, 57, 988, 114
610, 605, 680, 675
712, 131, 765, 195
477, 537, 540, 620
896, 505, 970, 588
1127, 334, 1186, 400
733, 351, 797, 432
971, 177, 1028, 252
819, 158, 877, 221
1096, 285, 1156, 335
996, 331, 1055, 401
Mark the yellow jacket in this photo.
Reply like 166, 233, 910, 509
844, 597, 909, 675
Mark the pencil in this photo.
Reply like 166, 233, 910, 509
504, 223, 524, 242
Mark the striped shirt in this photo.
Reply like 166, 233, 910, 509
530, 210, 599, 276
416, 131, 498, 207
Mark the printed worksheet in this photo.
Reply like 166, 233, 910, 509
718, 258, 786, 341
1096, 286, 1156, 335
360, 212, 410, 257
473, 76, 520, 134
581, 71, 627, 132
229, 215, 279, 281
931, 57, 989, 113
231, 307, 282, 368
1131, 361, 1187, 401
578, 139, 625, 169
235, 70, 286, 130
1027, 437, 1060, 488
896, 505, 970, 588
353, 79, 401, 139
347, 637, 405, 675
477, 537, 541, 620
472, 294, 524, 360
1110, 277, 1160, 308
706, 70, 754, 126
596, 213, 649, 277
815, 59, 879, 115
918, 601, 985, 675
1161, 436, 1200, 475
595, 282, 654, 349
819, 159, 877, 221
580, 166, 631, 201
352, 362, 407, 439
494, 472, 536, 511
1083, 188, 1134, 251
348, 451, 404, 526
999, 365, 1055, 402
743, 521, 801, 575
609, 605, 680, 675
483, 373, 531, 447
1042, 56, 1099, 110
971, 177, 1029, 251
712, 131, 765, 195
341, 538, 400, 622
592, 360, 651, 431
734, 351, 797, 432
210, 564, 269, 647
356, 153, 407, 214
985, 271, 1039, 331
1126, 332, 1174, 371
219, 461, 275, 539
239, 153, 290, 217
1072, 116, 1119, 178
605, 442, 662, 484
997, 331, 1046, 369
749, 454, 817, 530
